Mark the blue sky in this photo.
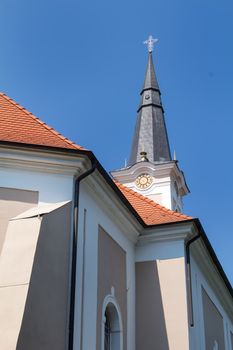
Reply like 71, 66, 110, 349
1, 0, 233, 283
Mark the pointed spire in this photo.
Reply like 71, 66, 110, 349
142, 52, 160, 91
129, 38, 172, 165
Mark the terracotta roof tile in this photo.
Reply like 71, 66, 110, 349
0, 92, 84, 150
116, 182, 192, 225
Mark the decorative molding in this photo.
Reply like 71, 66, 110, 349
112, 161, 188, 192
0, 147, 87, 176
137, 221, 195, 246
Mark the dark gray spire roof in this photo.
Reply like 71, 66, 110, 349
142, 52, 160, 91
128, 52, 172, 165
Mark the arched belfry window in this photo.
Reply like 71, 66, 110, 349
102, 296, 123, 350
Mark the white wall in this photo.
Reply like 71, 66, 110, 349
0, 167, 74, 204
136, 239, 185, 262
126, 179, 172, 209
73, 180, 137, 350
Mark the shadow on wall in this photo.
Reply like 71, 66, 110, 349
96, 227, 127, 350
0, 187, 38, 254
16, 203, 72, 350
136, 261, 169, 350
202, 288, 225, 350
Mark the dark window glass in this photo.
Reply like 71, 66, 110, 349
104, 309, 111, 350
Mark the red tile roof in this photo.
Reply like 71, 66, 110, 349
0, 92, 84, 150
116, 182, 192, 225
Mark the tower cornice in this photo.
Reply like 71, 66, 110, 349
137, 103, 164, 113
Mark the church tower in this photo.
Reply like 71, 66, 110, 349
112, 36, 189, 212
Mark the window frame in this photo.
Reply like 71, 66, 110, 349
101, 294, 123, 350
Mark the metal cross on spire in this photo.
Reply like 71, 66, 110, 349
143, 35, 158, 53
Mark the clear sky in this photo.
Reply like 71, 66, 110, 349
0, 0, 233, 283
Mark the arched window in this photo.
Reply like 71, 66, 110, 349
102, 297, 123, 350
104, 308, 111, 350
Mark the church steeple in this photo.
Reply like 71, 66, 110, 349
112, 36, 189, 212
129, 38, 171, 165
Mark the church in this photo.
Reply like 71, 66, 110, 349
0, 36, 232, 350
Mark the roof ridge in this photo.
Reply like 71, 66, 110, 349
115, 181, 192, 220
0, 92, 84, 150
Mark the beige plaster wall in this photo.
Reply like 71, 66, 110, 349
16, 203, 72, 350
0, 285, 29, 350
202, 288, 225, 350
0, 216, 41, 350
136, 261, 169, 350
156, 257, 190, 350
0, 187, 38, 254
136, 257, 190, 350
0, 202, 72, 350
96, 226, 127, 350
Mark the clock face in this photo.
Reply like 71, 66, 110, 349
135, 173, 153, 189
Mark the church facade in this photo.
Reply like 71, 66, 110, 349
0, 38, 232, 350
